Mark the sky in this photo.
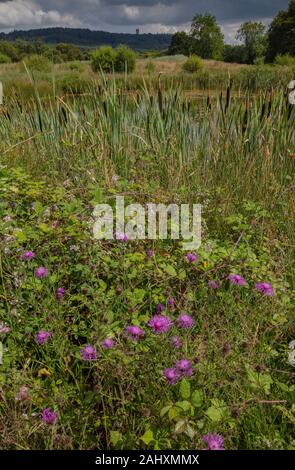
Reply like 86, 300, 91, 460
0, 1, 291, 43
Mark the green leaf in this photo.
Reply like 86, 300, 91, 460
191, 390, 203, 408
168, 406, 180, 420
178, 269, 186, 280
179, 379, 191, 400
110, 430, 122, 447
174, 419, 186, 434
162, 264, 177, 277
185, 424, 196, 439
206, 399, 228, 422
160, 405, 172, 417
140, 429, 154, 446
175, 400, 192, 412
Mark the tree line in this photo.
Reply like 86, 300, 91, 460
169, 0, 295, 64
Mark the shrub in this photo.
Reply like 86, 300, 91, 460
21, 54, 52, 73
182, 55, 203, 73
91, 46, 116, 73
274, 54, 295, 67
0, 53, 11, 64
114, 45, 136, 73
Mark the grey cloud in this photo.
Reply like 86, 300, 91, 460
0, 1, 291, 38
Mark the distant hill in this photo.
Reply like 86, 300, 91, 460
0, 27, 172, 51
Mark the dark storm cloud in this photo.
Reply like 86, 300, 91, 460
0, 1, 291, 39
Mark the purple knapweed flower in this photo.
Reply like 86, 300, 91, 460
102, 338, 115, 350
22, 251, 35, 260
126, 326, 145, 341
255, 282, 275, 297
186, 253, 197, 263
80, 344, 97, 361
35, 330, 51, 345
115, 232, 129, 242
203, 433, 224, 450
146, 249, 154, 258
56, 288, 65, 302
208, 280, 219, 290
167, 297, 175, 308
175, 359, 194, 377
228, 274, 246, 286
177, 314, 195, 329
171, 336, 182, 349
42, 408, 57, 425
147, 315, 173, 334
156, 303, 165, 313
35, 267, 49, 279
163, 368, 180, 385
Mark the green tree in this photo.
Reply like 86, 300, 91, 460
56, 43, 82, 62
168, 31, 192, 56
0, 41, 20, 62
190, 14, 224, 60
223, 44, 247, 64
266, 0, 295, 61
236, 21, 266, 64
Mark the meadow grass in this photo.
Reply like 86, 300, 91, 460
0, 71, 294, 450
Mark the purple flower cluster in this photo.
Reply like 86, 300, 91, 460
22, 251, 35, 260
35, 267, 49, 279
171, 336, 182, 349
163, 359, 194, 384
177, 314, 195, 329
228, 274, 246, 286
56, 287, 65, 302
167, 297, 175, 308
186, 253, 197, 263
148, 315, 173, 334
80, 344, 97, 361
146, 249, 154, 258
203, 433, 224, 450
42, 408, 58, 425
255, 282, 275, 297
208, 280, 219, 290
102, 338, 115, 350
35, 330, 51, 345
126, 326, 145, 341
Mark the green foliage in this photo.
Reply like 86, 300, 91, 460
0, 41, 20, 62
56, 43, 82, 62
114, 45, 136, 73
274, 54, 295, 67
267, 0, 295, 61
169, 32, 191, 56
182, 55, 203, 73
21, 54, 52, 73
236, 21, 266, 64
0, 73, 294, 450
223, 44, 247, 63
0, 52, 11, 64
190, 14, 224, 60
91, 46, 116, 73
